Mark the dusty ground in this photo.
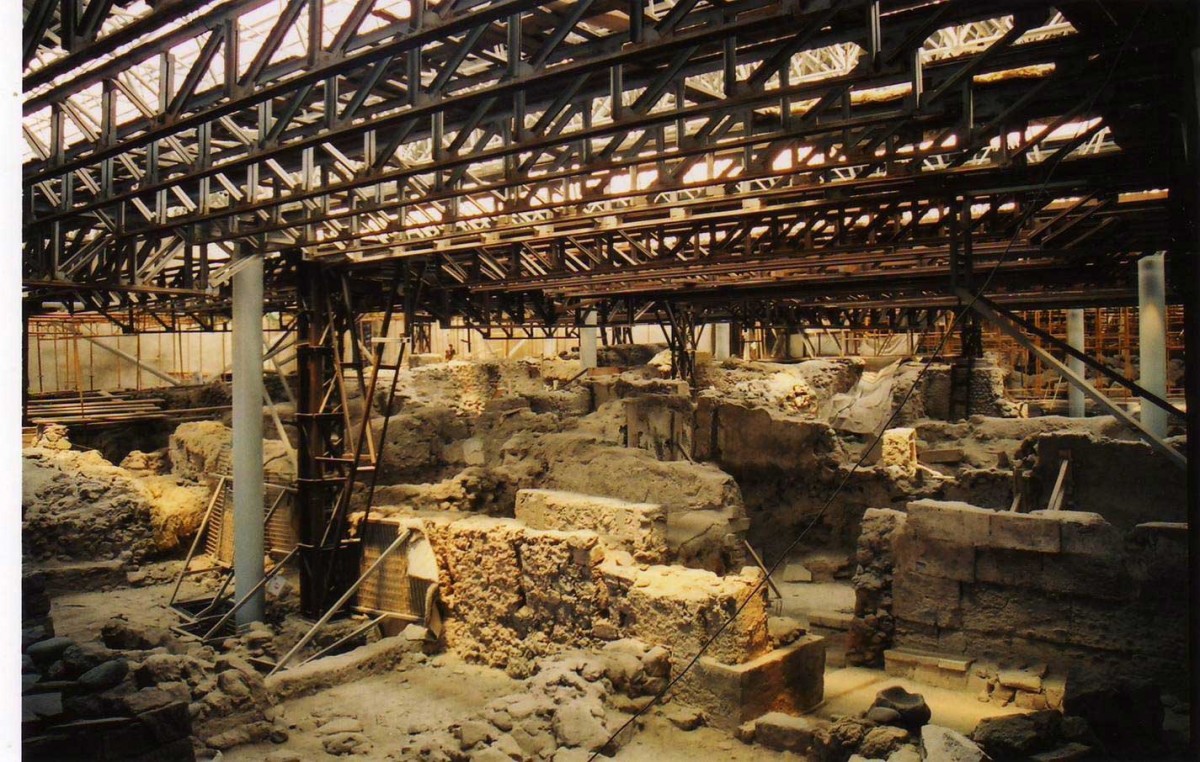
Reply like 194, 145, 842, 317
39, 573, 1016, 762
48, 560, 211, 641
222, 655, 803, 762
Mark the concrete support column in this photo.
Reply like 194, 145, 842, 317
232, 253, 265, 627
713, 323, 731, 360
580, 310, 598, 369
1066, 309, 1086, 417
1138, 254, 1169, 438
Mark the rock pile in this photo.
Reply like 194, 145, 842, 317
22, 613, 285, 760
397, 639, 668, 760
745, 711, 989, 762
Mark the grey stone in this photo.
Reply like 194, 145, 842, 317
26, 637, 75, 665
492, 733, 524, 760
870, 685, 931, 729
664, 705, 704, 731
921, 725, 987, 762
866, 706, 902, 725
754, 712, 824, 753
998, 666, 1045, 693
317, 717, 364, 736
458, 719, 495, 749
323, 731, 370, 755
1030, 743, 1094, 762
77, 659, 128, 692
471, 746, 514, 762
886, 745, 922, 762
860, 726, 911, 758
59, 643, 117, 679
973, 709, 1061, 758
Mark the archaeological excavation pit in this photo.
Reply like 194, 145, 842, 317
15, 2, 1199, 761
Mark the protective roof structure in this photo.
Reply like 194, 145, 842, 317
20, 0, 1191, 329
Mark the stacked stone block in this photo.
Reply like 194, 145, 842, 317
515, 488, 668, 563
885, 499, 1188, 695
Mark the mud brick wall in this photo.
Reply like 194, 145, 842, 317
889, 499, 1188, 694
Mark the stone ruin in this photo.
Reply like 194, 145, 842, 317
19, 352, 1191, 761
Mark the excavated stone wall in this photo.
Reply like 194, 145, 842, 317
515, 489, 668, 563
499, 430, 748, 571
363, 513, 769, 678
1014, 432, 1187, 529
693, 398, 924, 559
169, 420, 295, 484
846, 508, 907, 667
400, 359, 588, 416
624, 394, 694, 462
587, 374, 689, 409
887, 499, 1188, 694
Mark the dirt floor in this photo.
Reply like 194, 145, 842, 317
41, 573, 1024, 761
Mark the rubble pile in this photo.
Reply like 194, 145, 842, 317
396, 640, 667, 760
22, 613, 283, 760
23, 443, 207, 562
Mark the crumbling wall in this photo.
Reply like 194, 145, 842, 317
366, 467, 513, 515
847, 508, 907, 666
1014, 432, 1186, 529
499, 430, 747, 571
168, 420, 295, 484
23, 446, 207, 561
909, 415, 1136, 511
694, 399, 917, 558
402, 359, 556, 414
601, 561, 769, 668
889, 499, 1188, 694
372, 405, 471, 483
624, 394, 694, 462
515, 489, 668, 563
587, 373, 689, 409
372, 513, 770, 677
694, 358, 860, 418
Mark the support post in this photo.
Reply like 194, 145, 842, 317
232, 251, 265, 627
293, 257, 341, 619
961, 290, 1185, 470
1138, 254, 1169, 438
1066, 309, 1086, 417
580, 310, 598, 369
713, 323, 731, 360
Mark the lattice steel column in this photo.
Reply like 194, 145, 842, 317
294, 257, 339, 619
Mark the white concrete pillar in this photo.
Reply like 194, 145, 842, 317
1138, 254, 1168, 438
232, 253, 265, 627
1066, 309, 1086, 417
713, 323, 731, 360
580, 311, 598, 369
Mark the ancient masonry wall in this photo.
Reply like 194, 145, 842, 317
514, 489, 669, 564
873, 499, 1188, 696
377, 513, 769, 673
